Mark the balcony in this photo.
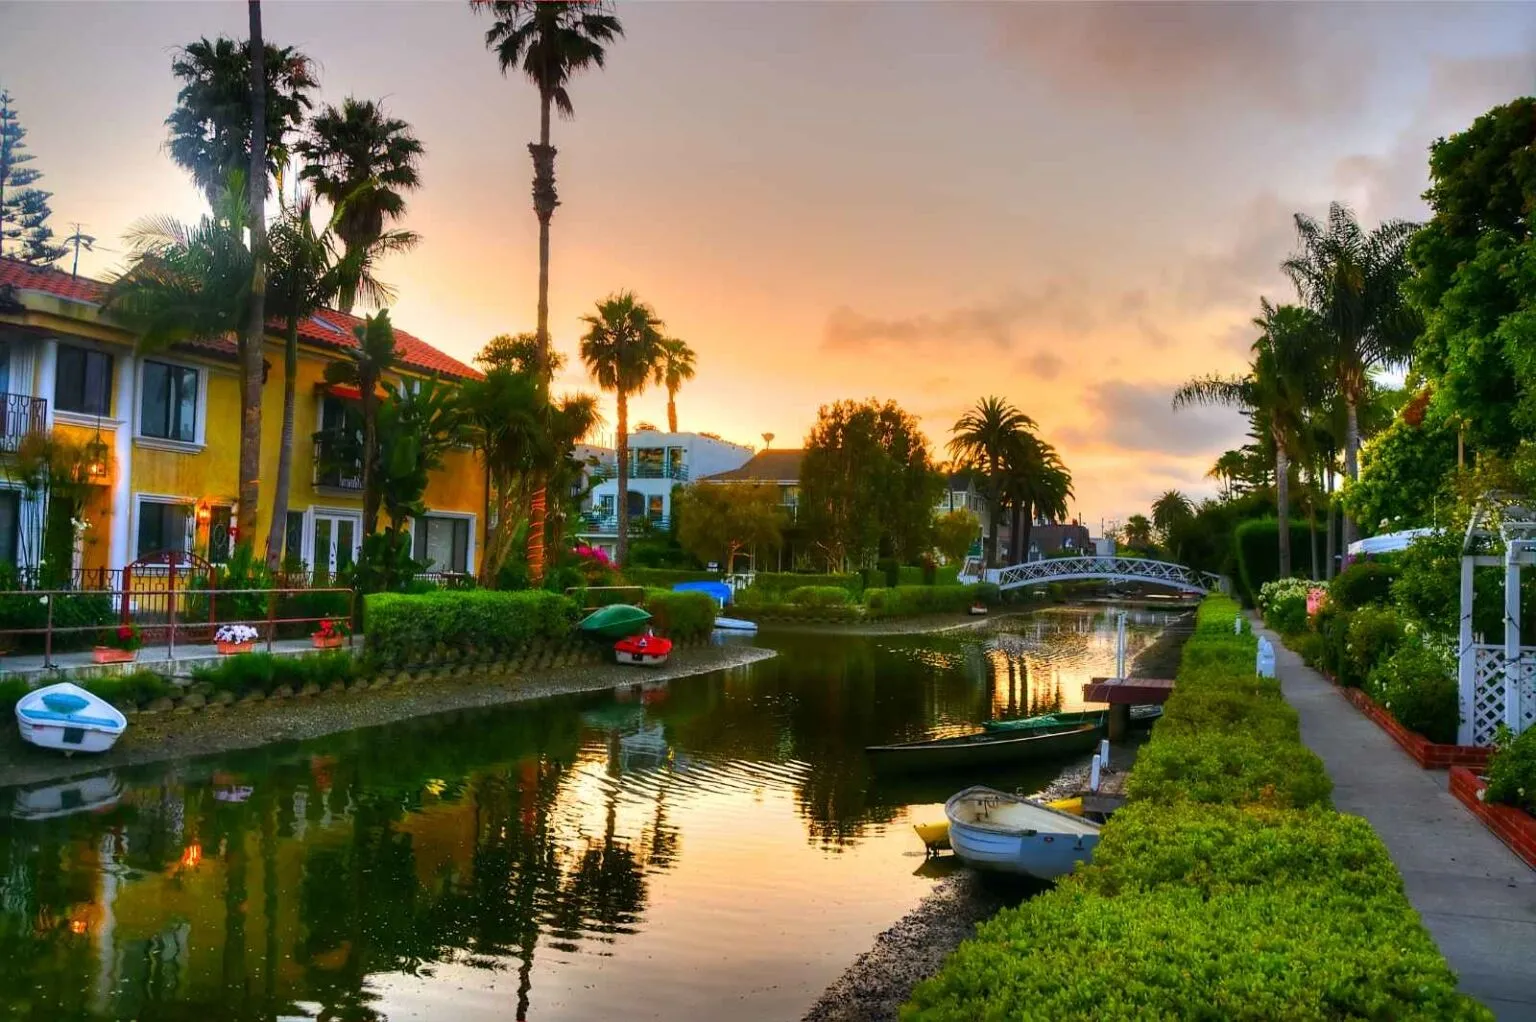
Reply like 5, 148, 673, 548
578, 512, 671, 536
313, 428, 363, 491
0, 393, 46, 453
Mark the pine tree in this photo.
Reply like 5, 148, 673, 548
0, 89, 66, 266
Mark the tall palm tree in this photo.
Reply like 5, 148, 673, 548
296, 98, 424, 313
947, 397, 1034, 567
241, 1, 271, 549
1150, 490, 1195, 552
1002, 432, 1072, 562
1174, 300, 1322, 578
1123, 514, 1153, 550
476, 0, 624, 583
263, 194, 416, 567
1282, 202, 1419, 548
655, 337, 696, 433
324, 311, 399, 537
579, 292, 664, 567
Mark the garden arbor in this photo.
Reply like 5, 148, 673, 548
1458, 497, 1536, 746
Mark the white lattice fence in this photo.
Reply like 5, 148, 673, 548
1462, 644, 1536, 746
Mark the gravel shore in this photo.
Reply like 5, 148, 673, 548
0, 644, 777, 789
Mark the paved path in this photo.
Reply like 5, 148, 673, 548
1257, 621, 1536, 1021
0, 635, 355, 681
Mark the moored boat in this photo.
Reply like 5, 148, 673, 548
913, 795, 1084, 855
866, 721, 1101, 774
713, 616, 758, 633
579, 604, 652, 641
969, 602, 988, 616
984, 709, 1107, 734
15, 682, 127, 755
945, 785, 1101, 879
11, 772, 122, 820
615, 631, 672, 666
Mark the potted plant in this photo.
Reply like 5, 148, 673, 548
94, 623, 142, 664
214, 624, 259, 655
312, 617, 349, 649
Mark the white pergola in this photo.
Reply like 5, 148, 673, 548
1458, 495, 1536, 746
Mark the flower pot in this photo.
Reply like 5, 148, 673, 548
312, 633, 346, 649
217, 641, 256, 656
93, 647, 136, 665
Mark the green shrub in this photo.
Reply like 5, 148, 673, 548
1127, 730, 1332, 809
749, 572, 862, 596
0, 582, 116, 653
1344, 605, 1404, 688
1367, 638, 1459, 744
1231, 518, 1313, 605
1256, 577, 1313, 635
1485, 724, 1536, 815
1291, 629, 1326, 670
365, 590, 578, 668
785, 585, 852, 608
0, 677, 28, 714
191, 651, 359, 696
896, 564, 925, 586
1311, 603, 1350, 678
623, 567, 723, 588
1329, 560, 1400, 610
642, 589, 717, 640
863, 584, 996, 617
83, 670, 175, 708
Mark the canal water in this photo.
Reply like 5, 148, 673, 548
0, 605, 1176, 1022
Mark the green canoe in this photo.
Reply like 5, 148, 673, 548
578, 604, 652, 641
866, 722, 1102, 774
984, 709, 1107, 734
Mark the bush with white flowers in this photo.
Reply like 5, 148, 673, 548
215, 624, 259, 645
1257, 577, 1314, 634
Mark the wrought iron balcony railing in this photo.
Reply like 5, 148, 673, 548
0, 393, 46, 453
578, 512, 671, 535
313, 429, 363, 491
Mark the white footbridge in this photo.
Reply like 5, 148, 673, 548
958, 555, 1228, 596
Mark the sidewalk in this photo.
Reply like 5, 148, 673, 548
1257, 621, 1536, 1020
0, 635, 355, 682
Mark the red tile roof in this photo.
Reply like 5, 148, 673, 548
0, 256, 481, 380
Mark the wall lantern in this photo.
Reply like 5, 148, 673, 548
196, 500, 212, 524
83, 429, 109, 482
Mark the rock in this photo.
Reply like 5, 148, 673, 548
238, 690, 265, 704
180, 693, 207, 710
187, 681, 214, 698
323, 680, 346, 695
299, 682, 321, 697
212, 690, 235, 706
143, 697, 174, 714
349, 678, 370, 692
270, 684, 293, 700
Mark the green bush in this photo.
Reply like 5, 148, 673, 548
1485, 724, 1536, 815
1329, 560, 1400, 610
749, 572, 862, 596
641, 589, 717, 640
897, 564, 926, 586
192, 651, 358, 696
365, 590, 578, 668
903, 593, 1487, 1022
1367, 638, 1459, 744
0, 575, 116, 652
786, 585, 852, 608
1344, 605, 1404, 688
1291, 629, 1326, 670
1231, 518, 1312, 605
1310, 603, 1349, 678
623, 567, 723, 588
1256, 577, 1313, 635
0, 677, 28, 715
863, 584, 996, 617
83, 670, 175, 708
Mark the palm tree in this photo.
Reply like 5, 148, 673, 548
263, 194, 416, 567
1150, 490, 1195, 553
1002, 432, 1072, 562
324, 311, 399, 538
654, 337, 696, 433
1282, 202, 1419, 548
475, 0, 624, 381
579, 292, 664, 567
947, 397, 1034, 567
296, 98, 424, 313
1122, 514, 1153, 550
1174, 300, 1322, 578
241, 2, 271, 550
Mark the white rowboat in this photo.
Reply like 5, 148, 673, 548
15, 682, 127, 755
945, 785, 1101, 880
713, 616, 758, 633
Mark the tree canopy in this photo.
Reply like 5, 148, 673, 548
0, 89, 66, 266
675, 483, 783, 573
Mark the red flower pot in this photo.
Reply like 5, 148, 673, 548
217, 641, 256, 656
93, 647, 136, 664
312, 633, 346, 649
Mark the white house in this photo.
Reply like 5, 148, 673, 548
577, 429, 753, 554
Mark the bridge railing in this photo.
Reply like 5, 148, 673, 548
981, 556, 1228, 595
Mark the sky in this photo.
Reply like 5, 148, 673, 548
2, 1, 1535, 529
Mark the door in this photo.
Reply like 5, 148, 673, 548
311, 511, 361, 575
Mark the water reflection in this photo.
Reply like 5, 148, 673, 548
0, 605, 1173, 1021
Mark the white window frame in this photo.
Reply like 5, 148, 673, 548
52, 339, 121, 427
134, 355, 210, 453
131, 493, 197, 561
411, 510, 477, 575
308, 505, 364, 574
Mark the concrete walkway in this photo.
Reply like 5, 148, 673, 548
0, 635, 357, 682
1257, 621, 1536, 1021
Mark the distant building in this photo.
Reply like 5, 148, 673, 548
1023, 521, 1094, 562
577, 429, 754, 555
935, 473, 990, 540
699, 448, 805, 516
1092, 535, 1116, 557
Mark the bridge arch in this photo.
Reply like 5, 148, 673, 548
960, 556, 1227, 596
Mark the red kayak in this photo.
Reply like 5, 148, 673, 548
614, 632, 672, 667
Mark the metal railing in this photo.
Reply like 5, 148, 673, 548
577, 513, 670, 535
629, 462, 689, 481
1, 583, 356, 669
313, 429, 363, 491
0, 393, 46, 453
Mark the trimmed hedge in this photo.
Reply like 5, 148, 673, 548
366, 590, 578, 668
903, 596, 1488, 1022
642, 589, 717, 641
1232, 517, 1313, 605
786, 585, 853, 608
863, 583, 998, 617
748, 572, 862, 596
623, 567, 723, 588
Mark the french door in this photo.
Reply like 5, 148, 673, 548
311, 510, 362, 575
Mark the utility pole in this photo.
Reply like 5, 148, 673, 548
64, 223, 94, 277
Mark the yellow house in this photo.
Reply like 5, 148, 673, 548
0, 255, 486, 579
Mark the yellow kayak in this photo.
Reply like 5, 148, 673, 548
915, 796, 1082, 853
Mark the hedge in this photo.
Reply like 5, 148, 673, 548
1232, 518, 1313, 605
641, 588, 717, 641
748, 572, 862, 596
786, 585, 853, 608
1329, 560, 1399, 611
191, 652, 359, 697
623, 567, 723, 588
863, 583, 998, 617
365, 590, 578, 668
903, 595, 1488, 1022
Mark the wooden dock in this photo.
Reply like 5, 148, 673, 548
1083, 677, 1175, 739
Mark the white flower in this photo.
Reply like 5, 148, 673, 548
37, 596, 47, 605
215, 624, 259, 644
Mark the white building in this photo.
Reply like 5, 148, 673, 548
577, 429, 753, 554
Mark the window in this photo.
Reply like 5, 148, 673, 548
415, 515, 469, 574
140, 361, 199, 442
597, 494, 615, 518
55, 345, 113, 416
0, 491, 18, 566
283, 511, 305, 569
648, 494, 665, 520
207, 505, 233, 563
137, 501, 191, 557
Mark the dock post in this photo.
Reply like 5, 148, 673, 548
1089, 753, 1102, 792
1107, 703, 1130, 742
1099, 738, 1110, 769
